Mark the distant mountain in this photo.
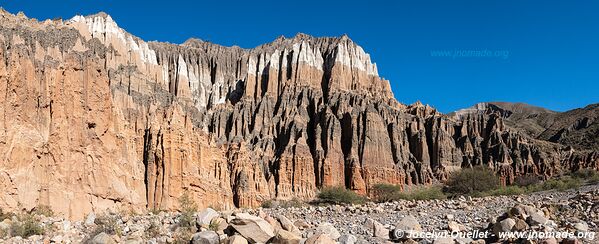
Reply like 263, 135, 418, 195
452, 102, 599, 150
538, 103, 599, 150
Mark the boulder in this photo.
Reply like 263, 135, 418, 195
197, 208, 219, 227
0, 219, 10, 231
276, 214, 301, 235
305, 233, 336, 244
364, 218, 389, 238
493, 218, 516, 235
513, 218, 529, 231
122, 236, 144, 244
395, 215, 422, 233
447, 221, 464, 232
90, 232, 116, 244
526, 211, 548, 226
265, 215, 282, 230
272, 229, 301, 244
508, 205, 526, 218
85, 212, 96, 226
210, 217, 228, 233
573, 222, 588, 232
192, 231, 219, 244
433, 237, 454, 244
230, 213, 275, 243
314, 222, 341, 240
62, 220, 72, 231
294, 219, 310, 230
51, 235, 64, 243
227, 235, 249, 244
403, 239, 419, 244
338, 234, 357, 244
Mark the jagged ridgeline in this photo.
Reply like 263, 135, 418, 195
0, 10, 596, 219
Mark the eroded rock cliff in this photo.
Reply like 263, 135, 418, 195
0, 10, 597, 219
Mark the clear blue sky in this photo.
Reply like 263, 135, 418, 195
2, 0, 598, 113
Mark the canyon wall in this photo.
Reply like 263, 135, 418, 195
0, 11, 597, 219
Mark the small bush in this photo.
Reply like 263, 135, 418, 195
260, 200, 273, 208
117, 206, 139, 218
145, 217, 161, 239
446, 166, 501, 196
261, 198, 305, 208
150, 208, 163, 215
373, 184, 446, 202
31, 205, 54, 217
177, 191, 197, 228
9, 213, 45, 238
317, 186, 366, 205
572, 169, 599, 183
172, 227, 193, 244
534, 176, 582, 191
514, 175, 542, 187
372, 184, 402, 202
572, 168, 598, 178
0, 209, 13, 221
475, 185, 528, 197
208, 219, 220, 231
476, 175, 584, 197
279, 198, 305, 208
93, 213, 123, 236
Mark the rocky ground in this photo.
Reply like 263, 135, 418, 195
0, 184, 597, 244
265, 184, 599, 244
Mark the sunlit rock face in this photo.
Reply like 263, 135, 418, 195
0, 10, 596, 219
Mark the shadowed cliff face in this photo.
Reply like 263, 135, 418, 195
0, 10, 597, 219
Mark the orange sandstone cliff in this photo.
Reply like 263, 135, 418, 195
0, 11, 596, 219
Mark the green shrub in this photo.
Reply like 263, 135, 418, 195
177, 191, 197, 228
572, 168, 598, 178
373, 184, 446, 202
446, 166, 501, 196
590, 176, 599, 184
317, 186, 366, 204
572, 168, 599, 183
9, 213, 45, 238
475, 185, 528, 197
260, 200, 273, 208
398, 186, 446, 201
476, 175, 584, 197
534, 176, 582, 191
